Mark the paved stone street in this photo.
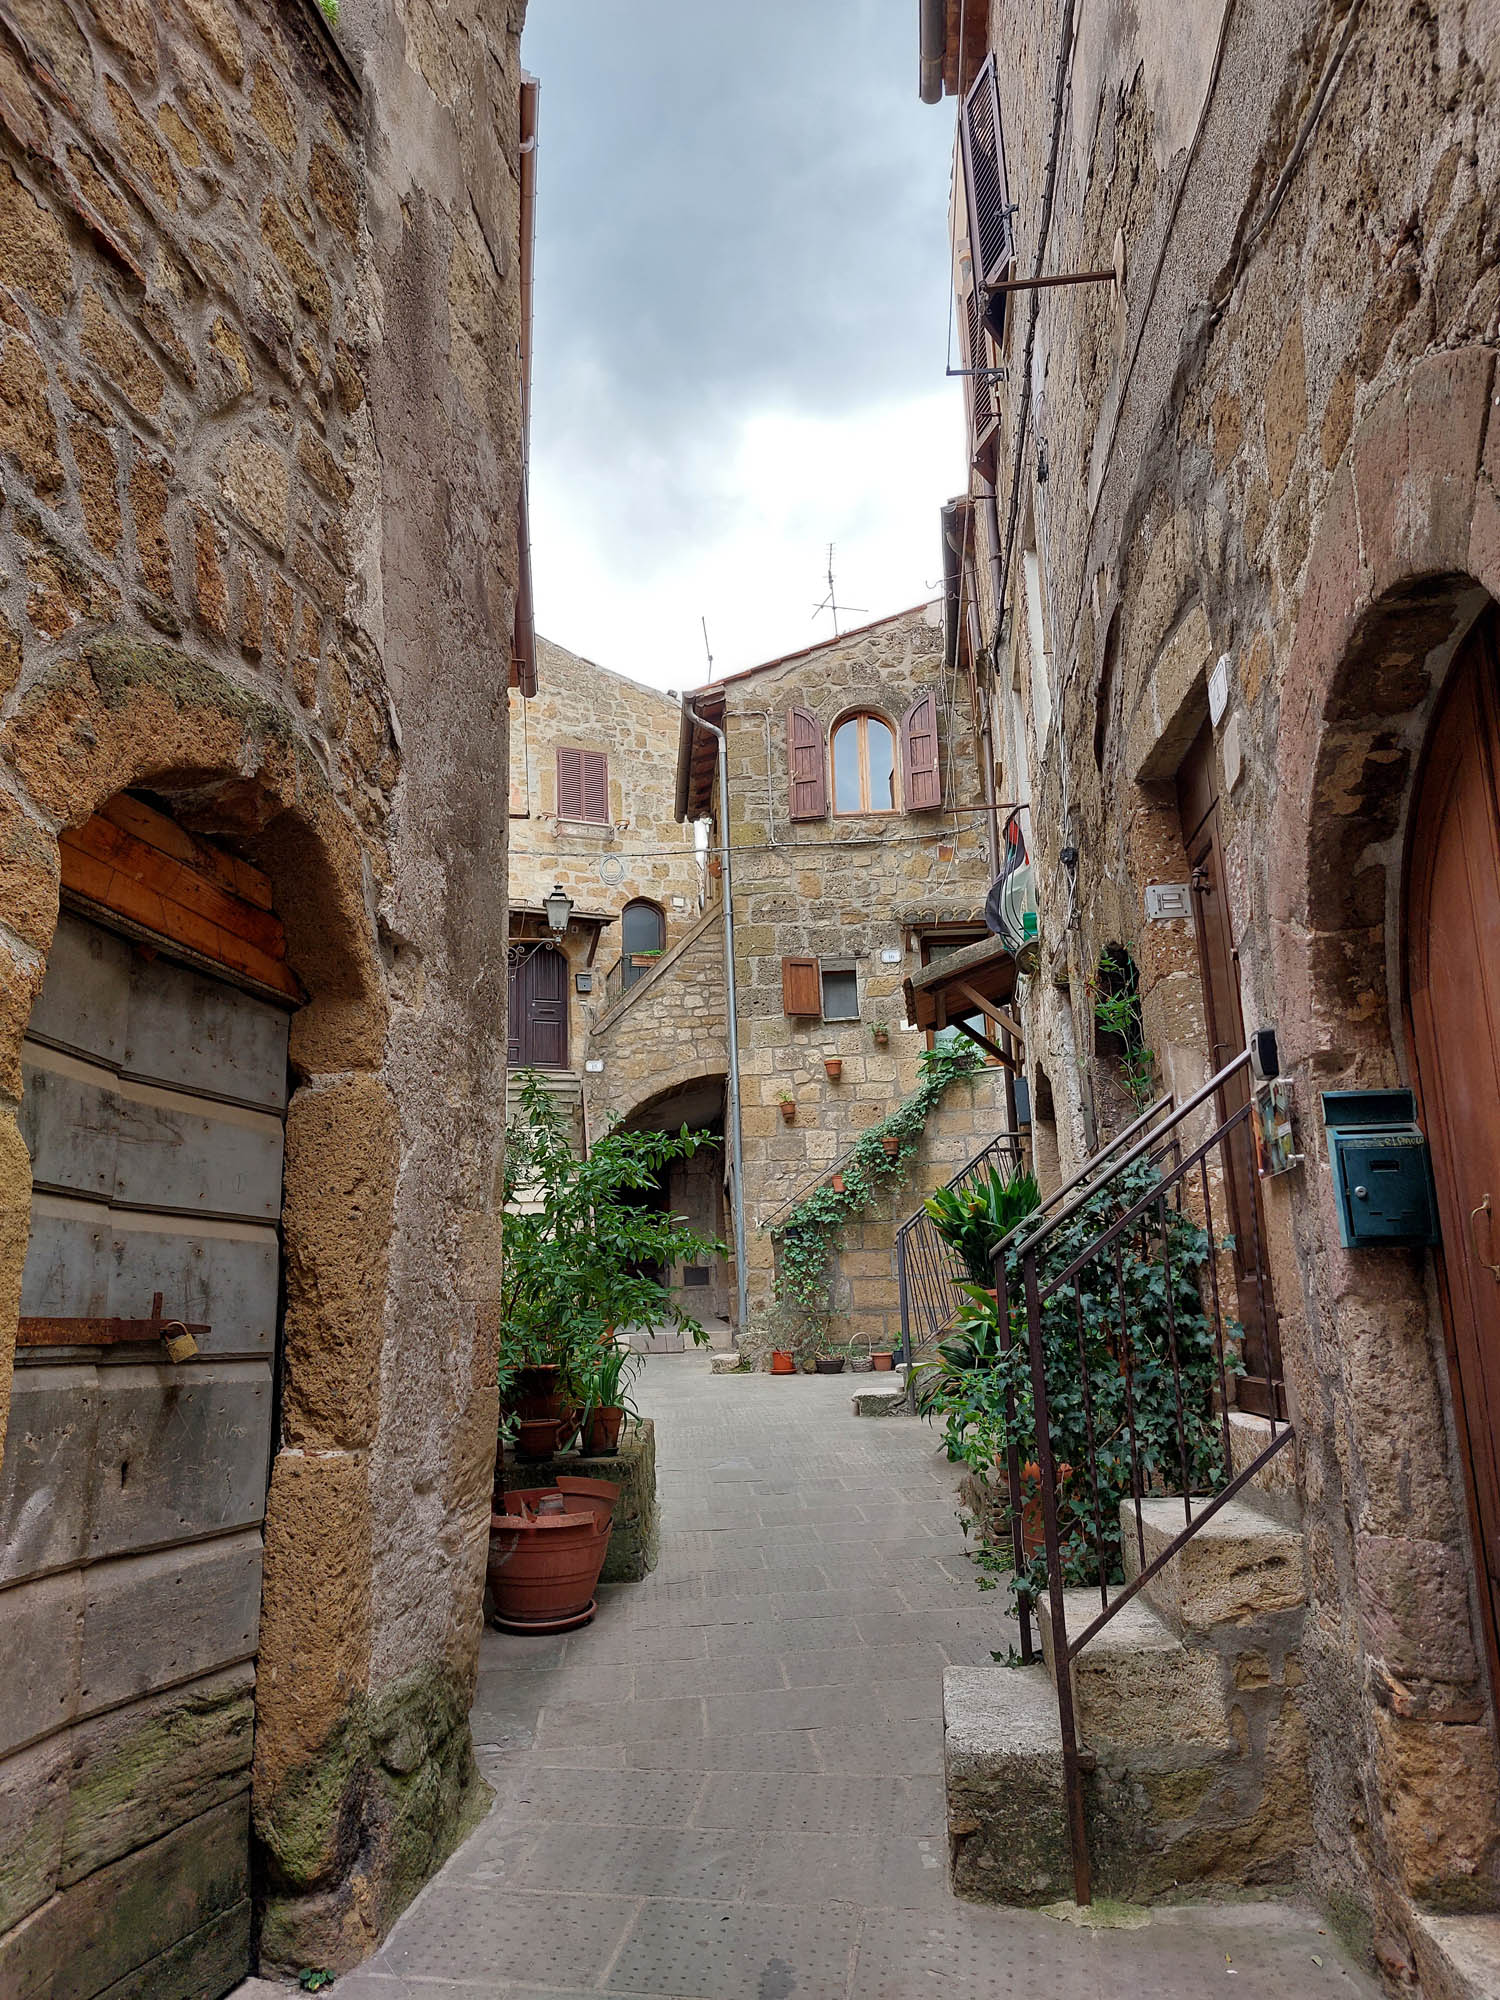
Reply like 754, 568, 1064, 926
275, 1356, 1378, 2000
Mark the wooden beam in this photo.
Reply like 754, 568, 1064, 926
950, 1016, 1015, 1071
950, 980, 1025, 1049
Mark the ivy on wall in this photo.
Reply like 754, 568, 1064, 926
771, 1041, 985, 1325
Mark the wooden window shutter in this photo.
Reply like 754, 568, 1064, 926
958, 268, 999, 467
902, 691, 942, 812
583, 750, 609, 823
556, 748, 583, 819
961, 55, 1013, 331
781, 955, 821, 1017
786, 706, 828, 821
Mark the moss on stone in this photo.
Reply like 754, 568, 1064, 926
77, 634, 293, 741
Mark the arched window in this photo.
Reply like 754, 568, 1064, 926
831, 713, 898, 814
621, 899, 665, 989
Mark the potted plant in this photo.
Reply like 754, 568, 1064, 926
824, 1057, 843, 1081
577, 1340, 642, 1455
871, 1023, 890, 1048
778, 1092, 796, 1123
880, 1132, 901, 1158
737, 1302, 805, 1377
870, 1348, 896, 1371
488, 1476, 619, 1632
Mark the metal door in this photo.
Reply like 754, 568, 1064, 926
0, 910, 289, 1999
1406, 609, 1500, 1712
509, 945, 568, 1068
1178, 725, 1281, 1416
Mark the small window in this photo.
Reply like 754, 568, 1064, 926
831, 714, 898, 814
820, 964, 860, 1021
682, 1265, 711, 1288
557, 748, 609, 823
621, 899, 665, 990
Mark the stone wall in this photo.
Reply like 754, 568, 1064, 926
510, 637, 702, 1077
678, 606, 1014, 1344
954, 0, 1500, 1972
0, 0, 525, 1976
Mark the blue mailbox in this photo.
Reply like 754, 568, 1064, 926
1321, 1090, 1440, 1250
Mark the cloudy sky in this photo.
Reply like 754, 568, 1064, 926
521, 3, 965, 690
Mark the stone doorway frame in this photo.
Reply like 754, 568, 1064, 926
1267, 344, 1500, 1915
0, 643, 398, 1961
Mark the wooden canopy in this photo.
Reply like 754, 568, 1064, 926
902, 934, 1022, 1068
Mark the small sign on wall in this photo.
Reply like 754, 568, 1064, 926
1144, 883, 1193, 922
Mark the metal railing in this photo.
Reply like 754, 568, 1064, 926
893, 1131, 1029, 1363
995, 1049, 1291, 1905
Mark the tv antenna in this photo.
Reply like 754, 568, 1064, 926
701, 616, 715, 683
811, 543, 865, 638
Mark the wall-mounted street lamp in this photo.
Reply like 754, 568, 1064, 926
544, 882, 574, 934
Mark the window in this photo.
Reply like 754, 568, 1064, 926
832, 714, 897, 815
621, 899, 665, 990
820, 964, 860, 1021
557, 747, 609, 823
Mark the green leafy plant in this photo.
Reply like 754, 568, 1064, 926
500, 1071, 725, 1407
924, 1156, 1239, 1611
576, 1339, 642, 1419
1090, 948, 1155, 1109
771, 1041, 984, 1329
316, 0, 338, 26
922, 1166, 1042, 1283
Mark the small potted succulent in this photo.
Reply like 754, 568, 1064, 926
778, 1092, 797, 1123
871, 1022, 890, 1048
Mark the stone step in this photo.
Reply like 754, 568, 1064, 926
1227, 1410, 1300, 1526
851, 1367, 910, 1417
1121, 1494, 1306, 1635
1036, 1588, 1226, 1752
943, 1664, 1071, 1905
1408, 1909, 1500, 1999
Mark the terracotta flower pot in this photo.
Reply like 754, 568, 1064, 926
513, 1363, 561, 1420
779, 1100, 796, 1123
488, 1477, 618, 1632
871, 1350, 895, 1371
514, 1416, 562, 1459
770, 1350, 796, 1374
831, 1173, 846, 1193
583, 1406, 625, 1455
872, 1028, 890, 1047
824, 1058, 843, 1080
881, 1134, 900, 1158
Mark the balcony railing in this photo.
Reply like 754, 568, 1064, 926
602, 952, 665, 1013
994, 1049, 1291, 1905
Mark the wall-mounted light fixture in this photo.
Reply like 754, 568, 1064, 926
544, 883, 574, 934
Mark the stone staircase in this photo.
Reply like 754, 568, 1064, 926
506, 1069, 584, 1211
944, 1412, 1312, 1906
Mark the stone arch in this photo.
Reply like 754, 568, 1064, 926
1264, 344, 1500, 1919
0, 636, 396, 1955
606, 1062, 728, 1136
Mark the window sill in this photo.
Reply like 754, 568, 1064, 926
555, 818, 615, 840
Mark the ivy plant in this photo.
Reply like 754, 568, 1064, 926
1089, 948, 1156, 1110
770, 1041, 984, 1328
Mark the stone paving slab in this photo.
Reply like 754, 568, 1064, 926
234, 1356, 1381, 2000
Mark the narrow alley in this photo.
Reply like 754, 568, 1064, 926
277, 1360, 1379, 2000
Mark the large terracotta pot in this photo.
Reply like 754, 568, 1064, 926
513, 1364, 562, 1420
770, 1350, 795, 1374
514, 1416, 563, 1459
488, 1477, 619, 1632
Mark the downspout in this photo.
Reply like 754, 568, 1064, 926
511, 73, 539, 698
919, 0, 946, 103
679, 697, 750, 1338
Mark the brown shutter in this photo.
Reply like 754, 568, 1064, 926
902, 691, 942, 811
781, 956, 821, 1017
961, 55, 1013, 293
958, 267, 999, 468
786, 706, 827, 821
556, 748, 583, 819
583, 750, 609, 823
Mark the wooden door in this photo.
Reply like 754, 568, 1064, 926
1, 909, 289, 1999
1178, 725, 1282, 1416
1406, 609, 1500, 1703
509, 945, 568, 1068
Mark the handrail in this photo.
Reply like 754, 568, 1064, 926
998, 1089, 1173, 1261
763, 1127, 1023, 1235
994, 1045, 1288, 1907
893, 1130, 1029, 1363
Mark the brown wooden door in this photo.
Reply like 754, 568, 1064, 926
1178, 724, 1282, 1416
1406, 609, 1500, 1701
508, 945, 568, 1068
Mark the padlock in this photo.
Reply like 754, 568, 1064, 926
162, 1322, 199, 1364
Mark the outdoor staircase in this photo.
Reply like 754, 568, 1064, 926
944, 1412, 1312, 1906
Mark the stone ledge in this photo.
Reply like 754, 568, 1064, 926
1407, 1908, 1500, 2000
852, 1367, 910, 1417
499, 1419, 658, 1583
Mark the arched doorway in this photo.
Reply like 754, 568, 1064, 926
620, 899, 666, 991
1405, 603, 1500, 1704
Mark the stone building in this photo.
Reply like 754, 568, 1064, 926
0, 0, 530, 1988
506, 636, 702, 1143
921, 0, 1500, 1987
590, 603, 1016, 1351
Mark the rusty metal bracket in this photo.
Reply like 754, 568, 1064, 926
18, 1291, 210, 1351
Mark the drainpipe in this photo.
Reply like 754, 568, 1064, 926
918, 0, 946, 103
679, 696, 750, 1339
